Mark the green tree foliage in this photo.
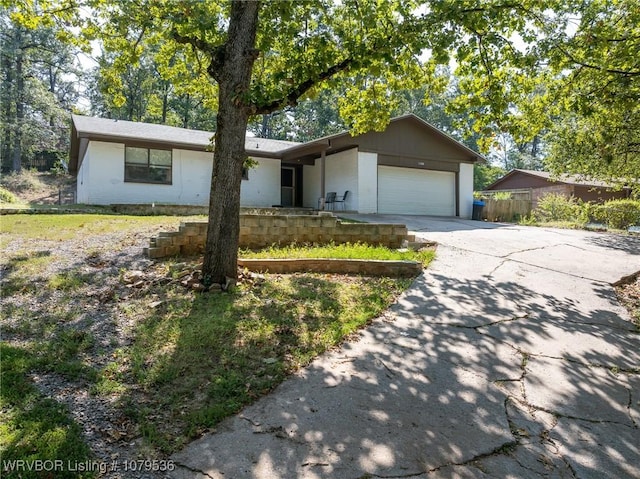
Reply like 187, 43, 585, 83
10, 0, 637, 282
542, 1, 639, 189
249, 74, 485, 154
1, 5, 79, 171
491, 132, 544, 171
87, 44, 218, 130
474, 163, 506, 191
443, 1, 638, 188
248, 88, 346, 141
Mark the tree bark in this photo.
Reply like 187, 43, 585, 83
12, 28, 24, 172
201, 0, 260, 286
1, 34, 14, 171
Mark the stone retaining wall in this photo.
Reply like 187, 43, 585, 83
237, 258, 422, 277
145, 215, 409, 259
110, 204, 316, 216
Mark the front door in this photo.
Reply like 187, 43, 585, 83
281, 167, 295, 207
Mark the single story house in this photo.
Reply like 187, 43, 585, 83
69, 113, 484, 217
486, 169, 631, 207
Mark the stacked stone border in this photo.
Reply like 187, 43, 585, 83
111, 204, 316, 216
237, 258, 422, 277
144, 214, 412, 259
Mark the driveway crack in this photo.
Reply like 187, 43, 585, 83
365, 471, 428, 478
626, 387, 637, 428
427, 440, 519, 473
479, 332, 640, 374
172, 462, 215, 479
253, 425, 306, 444
444, 243, 617, 284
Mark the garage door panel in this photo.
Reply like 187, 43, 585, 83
378, 166, 455, 216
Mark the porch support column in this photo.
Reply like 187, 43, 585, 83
455, 171, 460, 217
320, 148, 326, 201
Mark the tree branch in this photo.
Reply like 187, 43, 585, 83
252, 56, 354, 115
458, 3, 522, 14
555, 44, 640, 76
172, 30, 226, 79
171, 30, 213, 53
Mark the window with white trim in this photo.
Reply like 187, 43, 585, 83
125, 146, 172, 184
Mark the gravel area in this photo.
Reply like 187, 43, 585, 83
2, 224, 177, 479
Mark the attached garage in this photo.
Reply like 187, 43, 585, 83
69, 114, 481, 217
377, 165, 456, 216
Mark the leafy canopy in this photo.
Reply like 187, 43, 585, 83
542, 1, 640, 188
62, 0, 571, 135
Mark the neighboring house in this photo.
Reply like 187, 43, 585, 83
486, 169, 630, 207
69, 114, 483, 217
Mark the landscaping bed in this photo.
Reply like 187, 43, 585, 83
0, 214, 429, 478
616, 273, 640, 328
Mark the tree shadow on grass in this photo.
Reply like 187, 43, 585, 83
170, 269, 639, 478
120, 273, 403, 453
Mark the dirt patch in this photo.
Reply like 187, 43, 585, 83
1, 170, 75, 204
616, 273, 640, 327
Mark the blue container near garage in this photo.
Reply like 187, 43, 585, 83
472, 200, 485, 221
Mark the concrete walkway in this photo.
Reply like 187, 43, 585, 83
171, 217, 640, 478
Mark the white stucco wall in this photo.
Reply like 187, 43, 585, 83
303, 148, 358, 210
174, 149, 214, 205
77, 141, 213, 205
76, 143, 91, 204
459, 162, 474, 218
325, 148, 358, 210
302, 163, 321, 209
357, 152, 378, 213
77, 140, 279, 206
240, 157, 281, 207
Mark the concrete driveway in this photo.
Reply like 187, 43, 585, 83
172, 216, 640, 478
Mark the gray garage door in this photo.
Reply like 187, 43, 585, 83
378, 165, 455, 215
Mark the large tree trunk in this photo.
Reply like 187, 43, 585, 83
201, 1, 260, 286
1, 34, 14, 171
12, 28, 24, 173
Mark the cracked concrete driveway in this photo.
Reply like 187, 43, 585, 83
171, 216, 640, 479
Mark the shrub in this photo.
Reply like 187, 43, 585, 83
519, 214, 538, 226
533, 193, 582, 222
492, 191, 512, 200
0, 169, 44, 193
0, 187, 19, 203
591, 199, 640, 229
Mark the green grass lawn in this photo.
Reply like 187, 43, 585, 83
115, 269, 414, 451
0, 213, 204, 241
1, 214, 433, 460
1, 345, 94, 479
241, 241, 435, 266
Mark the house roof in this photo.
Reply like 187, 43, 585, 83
487, 169, 621, 190
69, 113, 484, 174
69, 115, 300, 174
273, 114, 486, 163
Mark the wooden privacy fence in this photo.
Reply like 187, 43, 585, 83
478, 189, 533, 222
